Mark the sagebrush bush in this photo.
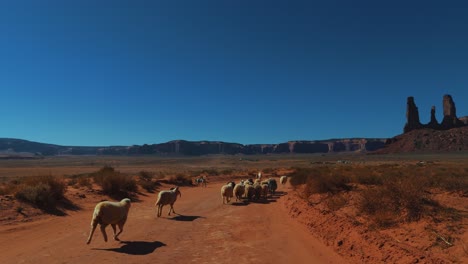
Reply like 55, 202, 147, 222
138, 171, 157, 192
16, 183, 55, 209
289, 167, 322, 186
221, 169, 234, 175
167, 173, 193, 186
289, 167, 350, 195
325, 194, 347, 211
92, 166, 137, 197
14, 175, 66, 210
0, 184, 13, 195
67, 174, 93, 189
200, 168, 219, 176
306, 173, 351, 194
358, 175, 431, 224
77, 176, 92, 188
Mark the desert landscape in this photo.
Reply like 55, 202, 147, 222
2, 2, 468, 264
0, 151, 467, 264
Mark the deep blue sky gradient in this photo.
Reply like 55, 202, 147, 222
1, 1, 468, 146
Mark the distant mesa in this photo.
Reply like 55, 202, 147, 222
0, 138, 387, 156
404, 94, 467, 133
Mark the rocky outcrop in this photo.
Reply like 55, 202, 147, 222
426, 106, 440, 129
440, 94, 464, 129
404, 94, 466, 133
404, 97, 422, 133
377, 126, 468, 153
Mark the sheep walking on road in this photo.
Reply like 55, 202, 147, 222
86, 198, 131, 244
195, 177, 207, 187
156, 187, 182, 217
280, 176, 288, 185
261, 183, 269, 199
221, 182, 235, 204
233, 181, 245, 202
268, 178, 278, 195
245, 184, 255, 201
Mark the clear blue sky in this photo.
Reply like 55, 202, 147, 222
1, 0, 468, 146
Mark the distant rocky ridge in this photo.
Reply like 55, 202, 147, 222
404, 94, 467, 133
0, 138, 387, 156
377, 94, 468, 154
377, 126, 468, 153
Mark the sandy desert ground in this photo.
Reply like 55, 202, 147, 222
0, 179, 344, 264
0, 154, 467, 263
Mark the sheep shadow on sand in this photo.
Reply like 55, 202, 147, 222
167, 214, 205, 222
94, 241, 166, 255
231, 201, 249, 206
251, 198, 277, 204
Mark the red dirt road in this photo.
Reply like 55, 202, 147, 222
0, 182, 344, 264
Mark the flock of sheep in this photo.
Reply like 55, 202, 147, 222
85, 174, 288, 244
221, 175, 288, 204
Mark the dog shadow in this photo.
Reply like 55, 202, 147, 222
93, 240, 166, 255
167, 214, 205, 222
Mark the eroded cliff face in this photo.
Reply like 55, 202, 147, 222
123, 139, 386, 155
404, 97, 423, 133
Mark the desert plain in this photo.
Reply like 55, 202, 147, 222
0, 153, 467, 264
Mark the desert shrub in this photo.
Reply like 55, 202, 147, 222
14, 175, 66, 210
139, 171, 153, 181
359, 175, 431, 225
67, 174, 92, 189
428, 168, 468, 192
67, 177, 78, 186
92, 166, 137, 197
0, 183, 14, 195
289, 167, 350, 197
189, 170, 201, 177
353, 173, 384, 185
200, 168, 219, 176
325, 194, 347, 211
16, 183, 55, 209
262, 168, 274, 174
167, 173, 193, 186
221, 169, 234, 175
16, 206, 24, 213
289, 167, 322, 186
138, 171, 158, 192
305, 173, 351, 194
0, 178, 23, 195
154, 171, 166, 180
77, 176, 92, 189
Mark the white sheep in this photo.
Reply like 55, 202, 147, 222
86, 198, 131, 244
155, 187, 182, 217
244, 184, 255, 200
280, 175, 288, 185
233, 182, 245, 201
253, 183, 262, 200
221, 182, 235, 204
261, 183, 269, 199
